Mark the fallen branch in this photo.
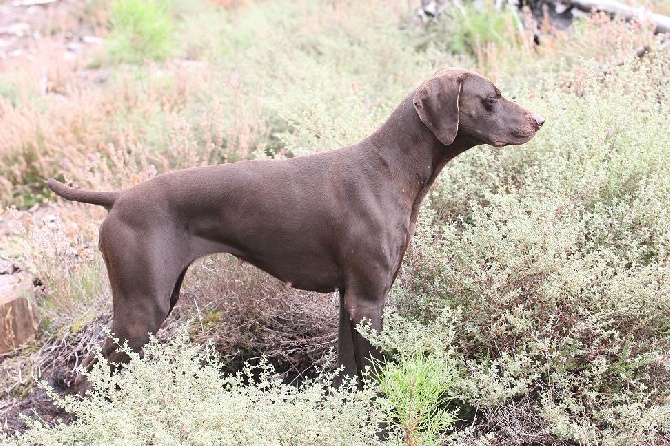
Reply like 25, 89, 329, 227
12, 0, 58, 6
562, 0, 670, 34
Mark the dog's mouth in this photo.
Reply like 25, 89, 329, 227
512, 129, 537, 140
490, 130, 536, 147
506, 114, 544, 144
510, 124, 542, 142
474, 114, 544, 148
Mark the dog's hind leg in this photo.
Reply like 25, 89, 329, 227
75, 224, 189, 394
168, 266, 189, 317
335, 288, 358, 386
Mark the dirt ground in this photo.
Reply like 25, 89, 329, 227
0, 0, 104, 67
0, 204, 98, 434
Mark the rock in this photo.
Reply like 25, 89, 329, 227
0, 260, 19, 275
0, 265, 39, 354
0, 23, 31, 37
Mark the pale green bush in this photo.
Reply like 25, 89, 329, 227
7, 331, 391, 446
388, 48, 670, 443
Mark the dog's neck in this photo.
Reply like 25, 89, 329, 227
365, 93, 478, 224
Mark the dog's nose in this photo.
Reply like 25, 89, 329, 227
533, 113, 545, 127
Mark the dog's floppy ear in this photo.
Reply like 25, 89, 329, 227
413, 71, 464, 146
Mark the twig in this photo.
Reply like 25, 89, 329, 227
558, 0, 670, 34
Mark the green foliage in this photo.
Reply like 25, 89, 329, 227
0, 82, 20, 107
446, 1, 519, 56
378, 354, 457, 446
107, 0, 176, 63
416, 0, 520, 59
362, 311, 462, 445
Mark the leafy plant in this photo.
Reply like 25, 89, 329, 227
362, 310, 461, 445
107, 0, 177, 64
378, 354, 457, 446
416, 0, 521, 69
446, 1, 519, 56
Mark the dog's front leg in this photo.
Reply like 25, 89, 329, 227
338, 285, 386, 388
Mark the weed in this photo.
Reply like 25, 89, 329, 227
363, 310, 462, 446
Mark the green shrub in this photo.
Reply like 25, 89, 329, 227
362, 310, 462, 446
107, 0, 177, 64
413, 0, 521, 74
444, 1, 519, 57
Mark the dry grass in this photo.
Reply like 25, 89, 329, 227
173, 255, 338, 381
0, 61, 269, 206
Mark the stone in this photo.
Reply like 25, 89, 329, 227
0, 269, 39, 354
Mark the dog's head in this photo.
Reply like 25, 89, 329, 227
413, 68, 544, 147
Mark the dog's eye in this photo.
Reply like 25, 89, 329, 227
483, 96, 496, 110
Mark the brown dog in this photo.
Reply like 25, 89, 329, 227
47, 68, 544, 386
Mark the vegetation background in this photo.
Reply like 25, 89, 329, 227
1, 0, 669, 444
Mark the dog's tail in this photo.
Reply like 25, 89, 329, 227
46, 179, 119, 210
